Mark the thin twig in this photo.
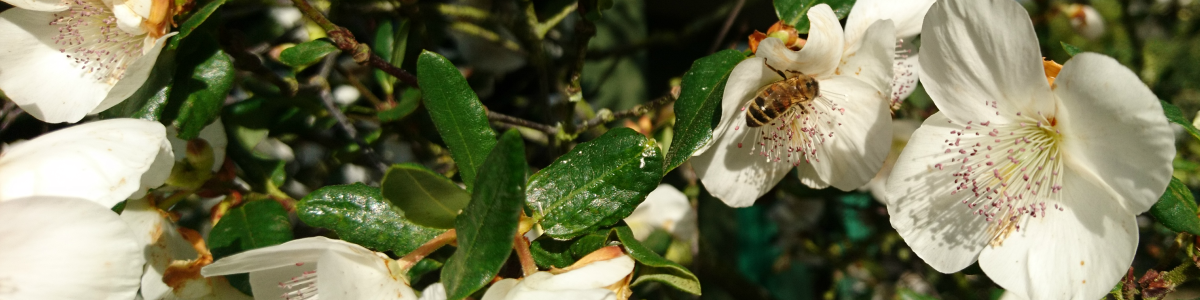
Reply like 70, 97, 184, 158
398, 230, 458, 272
571, 94, 675, 137
335, 66, 384, 108
313, 55, 391, 173
513, 234, 538, 276
708, 0, 745, 54
487, 111, 558, 136
290, 0, 419, 88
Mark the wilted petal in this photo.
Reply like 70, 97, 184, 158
1054, 53, 1174, 214
0, 197, 144, 300
919, 0, 1054, 125
120, 198, 201, 300
0, 118, 172, 207
757, 4, 844, 77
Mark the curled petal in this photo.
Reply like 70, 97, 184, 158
844, 0, 936, 44
757, 4, 844, 77
978, 170, 1137, 300
1054, 53, 1174, 215
0, 197, 144, 300
919, 0, 1054, 125
0, 118, 172, 207
886, 113, 991, 272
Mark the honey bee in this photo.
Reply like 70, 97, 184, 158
744, 62, 819, 128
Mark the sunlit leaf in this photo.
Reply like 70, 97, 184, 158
298, 183, 446, 254
1150, 177, 1200, 235
168, 37, 235, 140
1161, 100, 1200, 141
417, 50, 497, 192
666, 49, 747, 172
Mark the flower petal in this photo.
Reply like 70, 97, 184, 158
757, 4, 844, 77
699, 57, 785, 154
886, 113, 991, 273
1053, 53, 1174, 214
625, 184, 691, 240
808, 75, 892, 191
481, 278, 520, 300
317, 249, 416, 300
891, 49, 920, 107
0, 197, 144, 300
167, 119, 229, 172
202, 237, 362, 277
918, 0, 1053, 125
0, 9, 112, 123
90, 33, 173, 115
120, 198, 199, 300
418, 283, 447, 300
977, 170, 1137, 300
690, 109, 796, 207
835, 19, 895, 100
844, 0, 936, 43
527, 255, 633, 290
0, 118, 171, 207
0, 0, 68, 12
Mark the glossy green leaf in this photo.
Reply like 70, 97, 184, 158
279, 39, 339, 69
774, 0, 856, 32
442, 130, 527, 300
298, 183, 446, 254
373, 19, 410, 96
528, 230, 608, 269
1061, 41, 1082, 57
169, 41, 235, 140
209, 200, 294, 259
378, 88, 422, 122
527, 128, 664, 239
417, 50, 497, 191
1161, 100, 1200, 141
612, 225, 701, 295
1150, 177, 1200, 235
380, 163, 470, 229
171, 0, 225, 49
100, 49, 176, 121
666, 49, 747, 172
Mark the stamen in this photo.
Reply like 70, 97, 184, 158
50, 0, 146, 84
279, 270, 319, 300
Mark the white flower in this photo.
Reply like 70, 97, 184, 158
1065, 4, 1105, 40
0, 118, 173, 207
691, 4, 896, 207
624, 184, 696, 242
858, 119, 920, 202
481, 246, 634, 300
885, 0, 1174, 299
201, 237, 419, 300
0, 0, 175, 123
417, 282, 447, 300
844, 0, 937, 109
0, 196, 145, 300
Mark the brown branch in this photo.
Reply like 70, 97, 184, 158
513, 234, 538, 276
290, 0, 418, 88
571, 94, 676, 137
398, 230, 458, 272
487, 111, 557, 136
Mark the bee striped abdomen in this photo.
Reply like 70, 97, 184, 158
746, 95, 774, 127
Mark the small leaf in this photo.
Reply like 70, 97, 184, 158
380, 163, 471, 229
527, 128, 664, 239
774, 0, 856, 32
1161, 100, 1200, 141
417, 50, 497, 191
209, 200, 294, 259
529, 230, 608, 269
279, 39, 339, 69
1061, 41, 1083, 57
442, 130, 527, 300
169, 39, 235, 140
666, 49, 747, 172
373, 19, 410, 96
378, 88, 421, 122
298, 183, 447, 254
172, 0, 225, 48
612, 225, 701, 295
1150, 177, 1200, 235
100, 49, 176, 121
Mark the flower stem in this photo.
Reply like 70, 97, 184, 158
398, 229, 457, 272
513, 233, 538, 276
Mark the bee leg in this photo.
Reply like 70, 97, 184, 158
763, 61, 788, 79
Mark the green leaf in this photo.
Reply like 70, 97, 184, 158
528, 230, 608, 269
442, 130, 527, 300
209, 200, 294, 259
380, 163, 471, 229
417, 50, 497, 192
279, 39, 339, 69
1161, 100, 1200, 141
169, 41, 235, 140
774, 0, 856, 32
298, 183, 446, 254
583, 0, 615, 21
527, 128, 664, 239
378, 88, 422, 122
99, 49, 176, 121
612, 225, 701, 295
1150, 177, 1200, 235
373, 19, 410, 96
172, 0, 225, 49
1061, 41, 1082, 57
666, 49, 747, 172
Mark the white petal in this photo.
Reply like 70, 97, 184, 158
0, 118, 171, 207
89, 33, 174, 114
506, 285, 615, 300
120, 198, 199, 300
808, 75, 892, 191
167, 119, 229, 172
1054, 53, 1174, 214
844, 0, 936, 44
481, 278, 520, 300
202, 237, 362, 277
0, 197, 144, 300
110, 2, 146, 35
835, 20, 895, 100
317, 249, 416, 300
0, 0, 68, 12
698, 57, 779, 154
115, 0, 152, 21
418, 283, 447, 300
891, 48, 920, 106
918, 0, 1054, 125
526, 255, 633, 291
690, 109, 796, 207
885, 113, 991, 272
860, 119, 921, 202
0, 9, 111, 123
757, 4, 844, 77
625, 184, 690, 240
977, 170, 1137, 300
